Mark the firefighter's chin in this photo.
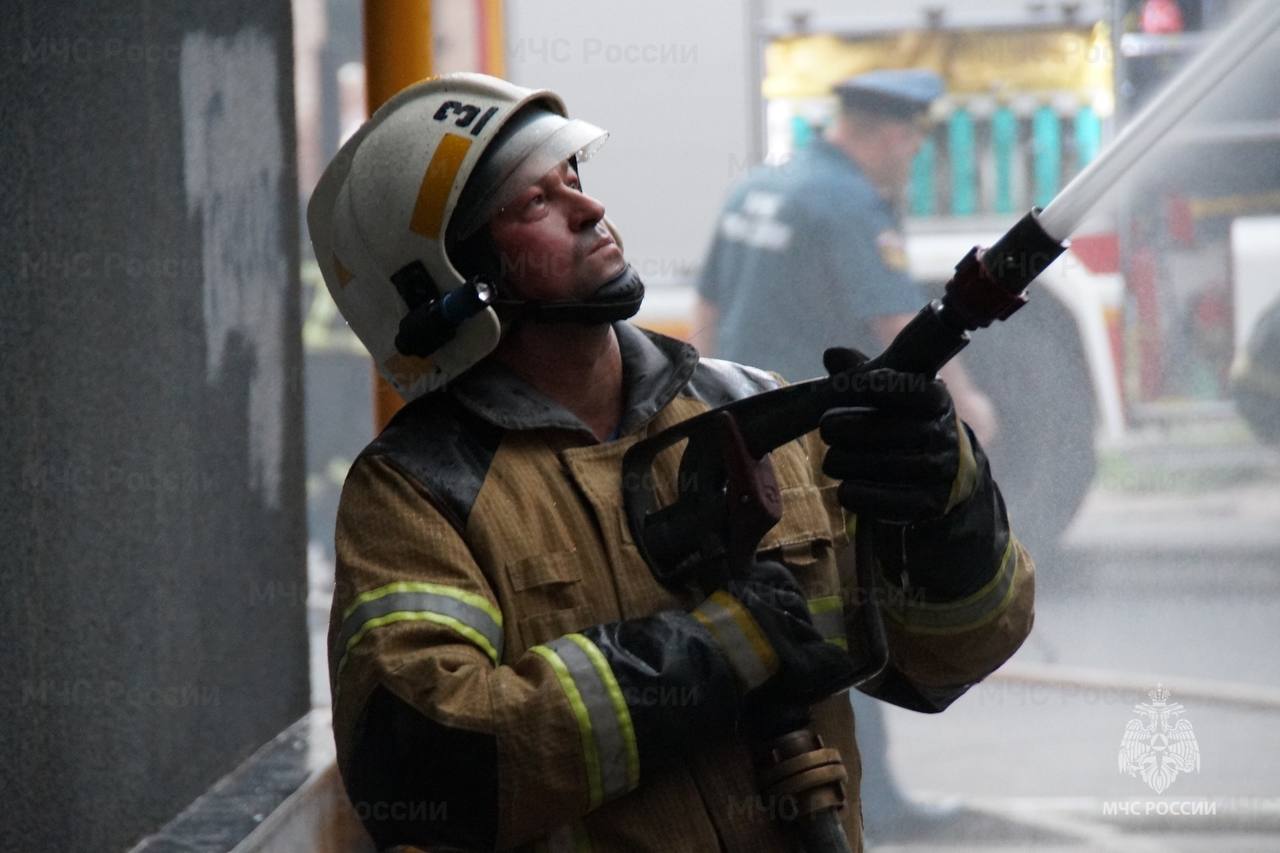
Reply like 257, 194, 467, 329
581, 237, 625, 291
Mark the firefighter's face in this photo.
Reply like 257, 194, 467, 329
488, 161, 625, 302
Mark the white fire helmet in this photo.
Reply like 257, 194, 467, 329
306, 73, 610, 400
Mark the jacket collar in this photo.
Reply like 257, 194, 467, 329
448, 322, 700, 440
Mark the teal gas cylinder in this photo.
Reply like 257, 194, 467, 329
1075, 103, 1101, 169
1032, 104, 1062, 208
948, 106, 977, 215
992, 105, 1018, 214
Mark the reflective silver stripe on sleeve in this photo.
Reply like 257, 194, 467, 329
544, 634, 639, 807
884, 538, 1019, 634
333, 582, 503, 676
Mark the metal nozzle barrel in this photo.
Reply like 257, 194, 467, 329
876, 209, 1067, 377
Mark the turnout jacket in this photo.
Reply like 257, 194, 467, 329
329, 322, 1034, 852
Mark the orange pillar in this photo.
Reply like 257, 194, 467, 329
363, 0, 433, 431
478, 0, 506, 77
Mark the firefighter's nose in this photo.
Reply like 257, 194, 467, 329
571, 189, 607, 231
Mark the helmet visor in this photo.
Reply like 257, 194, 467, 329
451, 107, 609, 241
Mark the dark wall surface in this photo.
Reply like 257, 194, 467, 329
0, 3, 308, 850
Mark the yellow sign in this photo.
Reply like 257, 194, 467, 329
765, 23, 1114, 114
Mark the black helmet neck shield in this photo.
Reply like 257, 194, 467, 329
492, 261, 645, 326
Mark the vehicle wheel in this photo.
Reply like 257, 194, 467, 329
1232, 294, 1280, 445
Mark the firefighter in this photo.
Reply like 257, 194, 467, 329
308, 73, 1034, 852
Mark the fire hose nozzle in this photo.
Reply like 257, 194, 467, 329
943, 209, 1068, 332
945, 246, 1029, 329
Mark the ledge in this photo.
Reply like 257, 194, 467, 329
129, 710, 372, 853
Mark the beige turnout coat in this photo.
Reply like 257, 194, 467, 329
329, 322, 1034, 852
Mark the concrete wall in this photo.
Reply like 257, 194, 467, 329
0, 3, 308, 850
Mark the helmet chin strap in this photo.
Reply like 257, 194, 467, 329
492, 262, 645, 326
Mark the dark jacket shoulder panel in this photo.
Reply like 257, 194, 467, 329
359, 391, 504, 534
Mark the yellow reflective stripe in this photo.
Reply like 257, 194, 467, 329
410, 132, 472, 239
884, 538, 1019, 635
336, 611, 498, 677
333, 583, 504, 683
693, 591, 779, 690
341, 580, 502, 627
715, 591, 777, 670
807, 595, 848, 650
808, 595, 842, 614
530, 644, 605, 810
945, 415, 979, 512
547, 635, 637, 803
566, 634, 640, 794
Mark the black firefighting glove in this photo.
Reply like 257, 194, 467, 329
819, 346, 1012, 604
578, 560, 855, 777
819, 347, 979, 524
691, 559, 857, 708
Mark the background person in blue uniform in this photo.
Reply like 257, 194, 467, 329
693, 69, 995, 839
693, 68, 996, 444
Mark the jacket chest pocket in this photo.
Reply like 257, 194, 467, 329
757, 484, 841, 598
506, 549, 596, 650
